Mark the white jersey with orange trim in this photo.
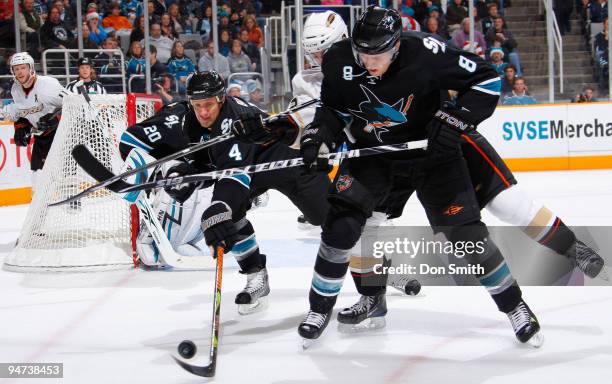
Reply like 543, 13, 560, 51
0, 75, 64, 128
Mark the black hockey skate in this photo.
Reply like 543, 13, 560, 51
507, 300, 544, 347
298, 309, 332, 349
566, 240, 606, 279
337, 293, 387, 333
235, 268, 270, 315
387, 274, 422, 296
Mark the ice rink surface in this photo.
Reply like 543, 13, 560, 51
1, 170, 612, 384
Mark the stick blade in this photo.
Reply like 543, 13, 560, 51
172, 356, 215, 377
71, 144, 132, 193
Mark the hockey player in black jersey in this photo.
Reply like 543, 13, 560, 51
295, 6, 543, 346
119, 71, 331, 314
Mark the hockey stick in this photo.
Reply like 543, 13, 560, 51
135, 196, 217, 270
50, 140, 428, 204
117, 140, 429, 195
48, 98, 320, 207
173, 246, 224, 377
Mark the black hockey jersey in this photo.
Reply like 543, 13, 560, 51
119, 97, 268, 215
316, 32, 501, 149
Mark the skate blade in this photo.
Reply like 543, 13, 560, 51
596, 268, 610, 281
337, 316, 386, 334
301, 338, 315, 350
237, 296, 269, 315
526, 331, 544, 348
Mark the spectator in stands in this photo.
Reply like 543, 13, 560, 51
485, 16, 523, 75
94, 37, 123, 93
423, 5, 449, 39
554, 0, 573, 35
219, 29, 232, 56
121, 0, 139, 19
151, 0, 166, 17
0, 50, 15, 97
19, 0, 42, 58
40, 5, 76, 49
243, 14, 263, 48
148, 45, 167, 78
589, 0, 607, 23
230, 11, 243, 33
160, 12, 177, 39
155, 73, 176, 105
451, 18, 487, 54
126, 41, 145, 78
198, 39, 231, 79
144, 22, 174, 64
20, 0, 42, 34
103, 2, 133, 32
87, 12, 108, 47
228, 38, 253, 73
446, 0, 468, 35
197, 5, 212, 41
130, 15, 145, 43
489, 47, 507, 75
245, 79, 266, 110
480, 2, 499, 34
81, 23, 100, 53
168, 3, 186, 35
573, 85, 598, 102
0, 0, 15, 47
53, 0, 77, 30
167, 40, 195, 93
238, 28, 260, 71
595, 17, 609, 60
502, 77, 537, 105
227, 81, 242, 97
501, 64, 517, 94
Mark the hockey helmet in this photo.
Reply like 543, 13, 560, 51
186, 71, 226, 102
77, 57, 93, 67
351, 6, 402, 67
10, 52, 36, 78
302, 10, 348, 66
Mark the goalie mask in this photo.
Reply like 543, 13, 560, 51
10, 52, 36, 84
302, 10, 348, 67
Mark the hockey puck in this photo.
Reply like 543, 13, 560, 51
404, 279, 421, 296
178, 340, 197, 359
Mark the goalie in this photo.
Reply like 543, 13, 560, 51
119, 71, 330, 315
0, 53, 64, 194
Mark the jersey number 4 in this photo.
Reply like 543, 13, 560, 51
229, 144, 243, 161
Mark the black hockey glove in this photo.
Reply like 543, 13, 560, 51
163, 161, 201, 203
426, 103, 475, 154
34, 111, 61, 136
13, 118, 33, 147
300, 123, 334, 173
232, 111, 299, 146
201, 202, 239, 253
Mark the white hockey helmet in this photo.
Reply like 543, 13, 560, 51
302, 11, 348, 66
10, 52, 36, 79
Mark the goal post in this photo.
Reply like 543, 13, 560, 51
4, 93, 162, 272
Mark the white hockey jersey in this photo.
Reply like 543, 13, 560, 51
290, 68, 323, 128
0, 75, 64, 128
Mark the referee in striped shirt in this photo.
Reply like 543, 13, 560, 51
65, 57, 107, 95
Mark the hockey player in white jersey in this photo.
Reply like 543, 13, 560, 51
0, 52, 64, 193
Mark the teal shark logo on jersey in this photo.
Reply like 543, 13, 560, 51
348, 84, 412, 142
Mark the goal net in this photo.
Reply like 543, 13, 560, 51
4, 93, 162, 272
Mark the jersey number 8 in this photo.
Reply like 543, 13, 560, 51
458, 56, 477, 73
